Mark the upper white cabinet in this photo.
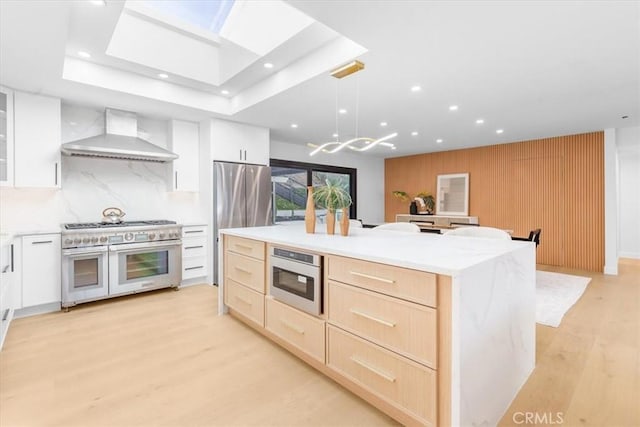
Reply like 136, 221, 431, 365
14, 91, 61, 188
0, 86, 15, 187
210, 119, 269, 165
168, 119, 199, 192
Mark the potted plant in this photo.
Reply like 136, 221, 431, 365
314, 179, 353, 235
392, 190, 435, 214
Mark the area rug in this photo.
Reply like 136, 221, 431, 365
536, 270, 591, 327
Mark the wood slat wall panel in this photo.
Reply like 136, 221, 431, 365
384, 132, 604, 271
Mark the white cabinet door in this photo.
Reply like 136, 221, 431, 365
168, 120, 199, 192
181, 225, 208, 282
14, 91, 61, 188
210, 119, 269, 165
0, 86, 14, 187
22, 234, 61, 307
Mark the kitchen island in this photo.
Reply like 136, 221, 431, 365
218, 224, 535, 426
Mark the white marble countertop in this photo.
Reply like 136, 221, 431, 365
220, 223, 530, 276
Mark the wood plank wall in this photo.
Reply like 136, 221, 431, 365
384, 132, 604, 271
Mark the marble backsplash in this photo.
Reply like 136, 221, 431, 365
0, 103, 206, 231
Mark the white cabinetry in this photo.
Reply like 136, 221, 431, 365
0, 86, 14, 187
13, 91, 61, 188
181, 225, 208, 283
21, 234, 61, 308
168, 120, 199, 192
210, 119, 269, 165
0, 238, 15, 350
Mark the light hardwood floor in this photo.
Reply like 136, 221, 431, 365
1, 262, 638, 427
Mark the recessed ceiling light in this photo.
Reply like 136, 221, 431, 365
496, 129, 504, 134
0, 134, 5, 138
69, 121, 77, 126
391, 146, 397, 150
78, 51, 91, 58
290, 123, 298, 128
264, 62, 274, 69
332, 133, 339, 138
449, 105, 458, 111
338, 108, 347, 114
475, 119, 484, 124
411, 131, 418, 136
158, 73, 169, 79
221, 90, 230, 95
89, 0, 106, 5
436, 139, 443, 143
410, 85, 422, 92
380, 122, 388, 127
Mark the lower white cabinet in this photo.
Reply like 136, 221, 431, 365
0, 239, 15, 350
181, 225, 208, 283
21, 234, 61, 307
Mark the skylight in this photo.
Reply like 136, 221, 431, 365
143, 0, 235, 34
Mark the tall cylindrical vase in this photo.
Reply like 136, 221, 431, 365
326, 210, 336, 235
340, 208, 350, 236
305, 186, 316, 234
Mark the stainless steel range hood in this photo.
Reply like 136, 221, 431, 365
61, 109, 179, 162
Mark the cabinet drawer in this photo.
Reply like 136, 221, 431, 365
226, 235, 265, 260
327, 255, 436, 307
327, 325, 436, 425
182, 226, 206, 238
328, 281, 437, 368
265, 297, 325, 363
224, 279, 264, 327
182, 257, 207, 280
182, 237, 207, 258
226, 251, 265, 293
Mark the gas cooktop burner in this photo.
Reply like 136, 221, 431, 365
64, 220, 177, 230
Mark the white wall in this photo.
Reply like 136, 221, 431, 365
617, 126, 640, 259
0, 103, 207, 230
270, 140, 385, 224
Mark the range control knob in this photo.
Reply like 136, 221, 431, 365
148, 233, 156, 240
100, 236, 108, 243
82, 237, 90, 244
159, 233, 166, 239
74, 238, 81, 244
91, 237, 99, 244
124, 232, 133, 241
65, 239, 73, 245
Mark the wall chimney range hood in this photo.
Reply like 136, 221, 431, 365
61, 109, 179, 162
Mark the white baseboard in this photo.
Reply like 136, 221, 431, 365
603, 264, 619, 275
618, 252, 640, 259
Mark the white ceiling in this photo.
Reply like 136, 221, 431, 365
0, 0, 638, 158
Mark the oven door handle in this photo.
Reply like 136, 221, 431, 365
109, 240, 182, 252
62, 247, 109, 256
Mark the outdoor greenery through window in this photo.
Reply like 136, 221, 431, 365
270, 159, 357, 223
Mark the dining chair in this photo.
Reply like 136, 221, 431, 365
371, 222, 421, 233
444, 226, 511, 240
512, 228, 541, 246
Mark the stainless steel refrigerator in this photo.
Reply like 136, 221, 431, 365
213, 161, 272, 284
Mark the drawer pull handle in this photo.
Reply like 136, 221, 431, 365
185, 230, 204, 234
350, 356, 396, 383
350, 309, 396, 328
349, 271, 395, 284
185, 245, 204, 250
32, 240, 53, 245
235, 296, 252, 306
234, 266, 252, 274
185, 266, 203, 271
1, 265, 9, 274
280, 319, 305, 335
234, 244, 253, 250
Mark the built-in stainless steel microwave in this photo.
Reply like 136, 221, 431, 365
269, 246, 322, 316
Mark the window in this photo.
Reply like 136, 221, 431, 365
271, 159, 357, 222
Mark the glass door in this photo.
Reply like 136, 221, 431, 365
271, 166, 307, 222
0, 86, 14, 186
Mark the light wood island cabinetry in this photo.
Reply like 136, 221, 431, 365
220, 225, 535, 427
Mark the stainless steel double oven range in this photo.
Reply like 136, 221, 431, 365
61, 220, 182, 308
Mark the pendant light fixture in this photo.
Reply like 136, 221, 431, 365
308, 61, 397, 156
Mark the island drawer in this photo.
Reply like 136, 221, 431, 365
224, 278, 265, 327
226, 235, 265, 260
327, 325, 436, 426
226, 251, 265, 293
327, 255, 436, 307
265, 297, 326, 363
328, 281, 437, 368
